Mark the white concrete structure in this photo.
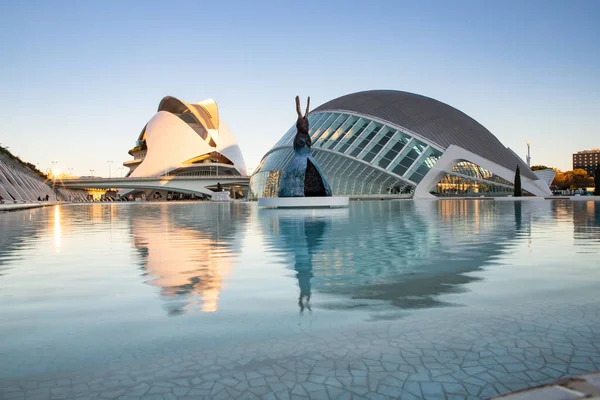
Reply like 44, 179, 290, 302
414, 146, 552, 198
258, 197, 349, 208
125, 96, 247, 179
533, 168, 557, 188
0, 158, 57, 202
59, 176, 249, 197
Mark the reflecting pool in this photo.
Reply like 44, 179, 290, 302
0, 200, 599, 389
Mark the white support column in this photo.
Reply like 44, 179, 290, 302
413, 145, 553, 199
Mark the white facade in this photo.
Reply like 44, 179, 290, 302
413, 145, 553, 198
533, 169, 557, 188
125, 96, 247, 179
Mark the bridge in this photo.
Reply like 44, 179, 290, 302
57, 175, 250, 197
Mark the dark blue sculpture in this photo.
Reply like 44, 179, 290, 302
278, 96, 332, 197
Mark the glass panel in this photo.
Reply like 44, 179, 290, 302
357, 126, 393, 162
354, 123, 384, 159
326, 115, 359, 150
337, 119, 370, 154
391, 148, 419, 176
405, 148, 443, 183
361, 150, 378, 163
435, 173, 515, 197
315, 114, 346, 147
348, 123, 382, 158
377, 141, 405, 168
308, 112, 328, 137
311, 113, 337, 142
273, 124, 297, 148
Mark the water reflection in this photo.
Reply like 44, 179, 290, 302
572, 200, 600, 244
261, 209, 338, 312
514, 201, 522, 231
1, 201, 600, 380
0, 208, 50, 275
127, 204, 244, 315
258, 201, 535, 315
53, 205, 61, 252
0, 200, 598, 319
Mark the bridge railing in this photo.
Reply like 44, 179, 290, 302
59, 175, 250, 182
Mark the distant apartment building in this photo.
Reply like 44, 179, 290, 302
573, 149, 600, 175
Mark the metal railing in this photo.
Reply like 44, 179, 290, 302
59, 175, 250, 182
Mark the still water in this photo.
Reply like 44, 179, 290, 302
0, 200, 599, 379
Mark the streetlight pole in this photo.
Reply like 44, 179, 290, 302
107, 160, 113, 178
90, 169, 95, 177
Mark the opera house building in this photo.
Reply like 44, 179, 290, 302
250, 90, 552, 199
123, 96, 247, 198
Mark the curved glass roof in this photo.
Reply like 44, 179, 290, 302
313, 90, 537, 181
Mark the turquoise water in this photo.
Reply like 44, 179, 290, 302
0, 200, 599, 380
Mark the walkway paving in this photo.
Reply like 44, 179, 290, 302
493, 372, 600, 399
1, 297, 599, 400
0, 202, 56, 212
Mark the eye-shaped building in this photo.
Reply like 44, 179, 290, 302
124, 96, 246, 179
250, 90, 552, 198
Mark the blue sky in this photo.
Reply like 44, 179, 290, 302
1, 0, 598, 176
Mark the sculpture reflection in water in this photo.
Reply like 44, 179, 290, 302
128, 204, 243, 315
262, 209, 337, 312
296, 218, 329, 312
258, 201, 547, 315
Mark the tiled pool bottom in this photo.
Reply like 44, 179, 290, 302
2, 297, 599, 400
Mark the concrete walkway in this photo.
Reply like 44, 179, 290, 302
494, 372, 600, 399
0, 202, 58, 212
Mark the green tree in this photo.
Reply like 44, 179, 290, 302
514, 165, 522, 197
572, 168, 590, 188
552, 169, 592, 190
531, 165, 551, 171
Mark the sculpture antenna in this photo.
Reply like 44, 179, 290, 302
295, 96, 303, 118
305, 96, 310, 117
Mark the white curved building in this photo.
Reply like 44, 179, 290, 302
251, 90, 552, 199
125, 96, 247, 180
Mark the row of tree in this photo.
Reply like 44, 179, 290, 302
515, 164, 600, 196
530, 165, 598, 190
552, 169, 595, 190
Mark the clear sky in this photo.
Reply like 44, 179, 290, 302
0, 0, 598, 176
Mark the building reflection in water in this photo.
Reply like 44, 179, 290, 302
1, 200, 597, 318
53, 205, 61, 252
128, 204, 243, 316
0, 209, 48, 277
258, 200, 538, 314
572, 200, 600, 244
